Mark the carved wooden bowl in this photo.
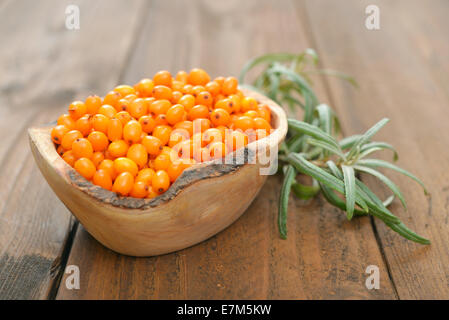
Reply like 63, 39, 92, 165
28, 88, 287, 257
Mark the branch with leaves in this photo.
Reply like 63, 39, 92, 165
239, 50, 429, 244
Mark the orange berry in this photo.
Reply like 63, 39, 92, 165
152, 125, 172, 145
107, 118, 123, 141
98, 159, 117, 179
108, 140, 129, 158
103, 91, 122, 108
188, 105, 209, 121
229, 130, 249, 151
154, 114, 168, 126
178, 94, 196, 112
166, 104, 187, 125
253, 117, 271, 133
93, 169, 112, 191
136, 168, 155, 185
152, 170, 170, 194
123, 120, 142, 144
113, 172, 134, 196
68, 101, 87, 120
127, 144, 148, 169
214, 98, 234, 114
114, 85, 135, 97
153, 70, 172, 87
167, 162, 184, 182
182, 84, 194, 95
228, 94, 241, 113
74, 157, 96, 180
172, 80, 184, 92
62, 150, 76, 167
257, 104, 271, 123
130, 181, 148, 198
72, 138, 94, 159
222, 77, 238, 95
115, 111, 133, 126
175, 70, 189, 84
149, 99, 171, 116
241, 96, 258, 112
88, 131, 109, 152
169, 129, 189, 148
114, 157, 138, 176
115, 98, 131, 112
210, 108, 231, 127
139, 115, 156, 134
91, 151, 105, 168
51, 125, 69, 144
214, 76, 225, 87
128, 98, 147, 119
202, 128, 223, 146
192, 85, 206, 97
188, 68, 210, 86
192, 118, 211, 133
153, 153, 171, 171
85, 95, 102, 114
56, 145, 66, 156
98, 104, 117, 119
205, 81, 220, 96
134, 78, 154, 97
75, 115, 92, 136
174, 120, 193, 137
61, 130, 83, 150
146, 186, 159, 199
208, 141, 228, 159
57, 114, 76, 130
152, 85, 173, 100
92, 114, 110, 134
234, 116, 254, 132
171, 90, 183, 104
196, 91, 213, 107
142, 135, 163, 156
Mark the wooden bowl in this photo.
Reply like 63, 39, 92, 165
28, 88, 287, 257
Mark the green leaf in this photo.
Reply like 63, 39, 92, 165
359, 142, 398, 161
354, 165, 407, 209
320, 183, 368, 216
291, 179, 320, 200
239, 53, 299, 83
326, 160, 343, 178
348, 118, 390, 158
288, 119, 341, 151
315, 104, 333, 134
356, 159, 427, 194
342, 165, 356, 219
278, 165, 296, 239
339, 134, 362, 150
307, 138, 346, 159
383, 195, 395, 207
384, 221, 430, 245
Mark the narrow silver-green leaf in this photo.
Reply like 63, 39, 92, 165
320, 183, 368, 216
288, 119, 341, 150
307, 138, 346, 159
342, 165, 356, 220
359, 142, 398, 161
348, 118, 389, 158
278, 165, 296, 239
291, 179, 320, 200
239, 53, 299, 83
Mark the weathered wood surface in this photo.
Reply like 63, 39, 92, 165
0, 0, 447, 299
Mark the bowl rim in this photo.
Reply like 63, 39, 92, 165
28, 87, 288, 210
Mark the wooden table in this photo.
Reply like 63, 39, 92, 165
1, 0, 448, 300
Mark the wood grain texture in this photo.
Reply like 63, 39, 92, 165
302, 0, 449, 299
0, 0, 145, 299
57, 0, 395, 299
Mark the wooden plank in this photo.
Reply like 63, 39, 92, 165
58, 0, 395, 299
0, 0, 145, 299
302, 0, 449, 299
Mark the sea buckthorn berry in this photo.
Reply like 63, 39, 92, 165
68, 101, 87, 120
202, 128, 223, 146
92, 114, 110, 133
222, 77, 238, 95
149, 99, 171, 116
214, 98, 233, 114
134, 78, 154, 97
91, 151, 105, 168
98, 104, 117, 119
114, 85, 135, 97
130, 181, 148, 198
244, 110, 259, 118
152, 125, 172, 146
98, 159, 116, 179
142, 135, 163, 156
128, 98, 147, 119
154, 153, 171, 171
188, 68, 210, 86
167, 162, 183, 182
194, 147, 210, 163
205, 81, 220, 96
208, 142, 228, 160
61, 130, 83, 150
182, 84, 194, 95
88, 131, 109, 152
146, 186, 159, 199
108, 140, 129, 158
152, 170, 170, 194
116, 98, 130, 112
115, 111, 132, 125
175, 70, 188, 84
51, 125, 69, 144
152, 85, 173, 100
214, 76, 225, 87
188, 104, 209, 121
178, 94, 196, 112
174, 140, 194, 160
136, 168, 155, 185
192, 85, 206, 97
72, 138, 94, 159
241, 96, 258, 112
103, 91, 122, 108
154, 114, 169, 126
257, 104, 271, 123
166, 104, 187, 125
75, 115, 92, 136
107, 118, 123, 141
229, 130, 249, 151
193, 118, 211, 133
57, 145, 66, 156
62, 150, 76, 167
57, 114, 76, 130
114, 157, 138, 176
228, 94, 241, 113
127, 144, 148, 169
234, 115, 255, 132
93, 169, 112, 191
210, 108, 231, 127
153, 70, 172, 87
85, 95, 102, 114
74, 157, 96, 180
253, 117, 271, 133
172, 81, 184, 92
123, 120, 142, 144
174, 120, 193, 137
196, 91, 213, 107
139, 115, 156, 134
113, 172, 134, 196
169, 129, 189, 148
171, 91, 183, 104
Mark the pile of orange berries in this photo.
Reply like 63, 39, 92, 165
51, 68, 273, 198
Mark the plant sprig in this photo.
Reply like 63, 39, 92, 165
240, 50, 430, 244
